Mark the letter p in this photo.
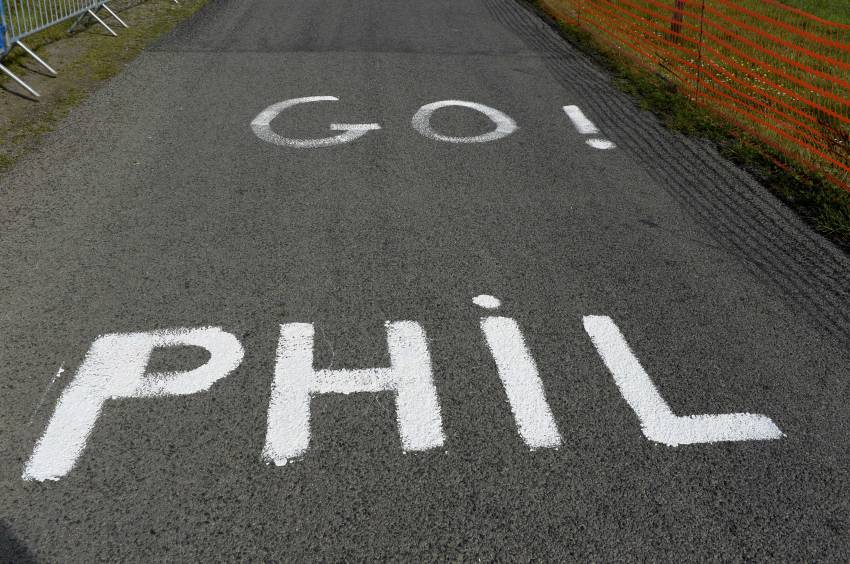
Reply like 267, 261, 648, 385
23, 327, 244, 481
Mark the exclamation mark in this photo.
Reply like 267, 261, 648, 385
563, 105, 616, 150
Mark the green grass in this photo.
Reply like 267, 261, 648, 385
535, 0, 850, 252
779, 0, 850, 24
539, 0, 850, 192
1, 0, 208, 174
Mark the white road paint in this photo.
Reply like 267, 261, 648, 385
481, 316, 562, 449
22, 327, 244, 481
585, 139, 616, 150
412, 100, 517, 144
251, 96, 381, 148
263, 321, 444, 465
28, 365, 65, 428
563, 105, 616, 150
563, 105, 600, 135
23, 312, 786, 480
473, 294, 502, 309
583, 315, 783, 446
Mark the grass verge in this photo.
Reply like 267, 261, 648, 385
0, 0, 208, 173
780, 0, 850, 24
532, 0, 850, 253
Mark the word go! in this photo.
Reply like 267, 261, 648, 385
251, 96, 615, 149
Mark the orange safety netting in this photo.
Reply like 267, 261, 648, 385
541, 0, 850, 191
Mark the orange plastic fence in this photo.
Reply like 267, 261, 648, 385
541, 0, 850, 191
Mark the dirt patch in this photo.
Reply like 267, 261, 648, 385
0, 0, 208, 172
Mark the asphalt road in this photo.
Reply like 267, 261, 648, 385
1, 0, 849, 560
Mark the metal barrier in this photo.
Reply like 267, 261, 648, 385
541, 0, 850, 192
0, 0, 133, 97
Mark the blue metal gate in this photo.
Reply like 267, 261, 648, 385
0, 0, 130, 97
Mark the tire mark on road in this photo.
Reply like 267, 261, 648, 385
485, 0, 850, 345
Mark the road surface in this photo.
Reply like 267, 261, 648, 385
1, 0, 849, 560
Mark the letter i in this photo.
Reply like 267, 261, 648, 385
475, 295, 562, 449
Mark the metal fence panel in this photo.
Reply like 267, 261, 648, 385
2, 0, 108, 51
0, 0, 134, 96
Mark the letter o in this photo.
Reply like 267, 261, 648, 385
412, 100, 517, 143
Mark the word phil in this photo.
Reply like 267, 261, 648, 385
23, 296, 781, 481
